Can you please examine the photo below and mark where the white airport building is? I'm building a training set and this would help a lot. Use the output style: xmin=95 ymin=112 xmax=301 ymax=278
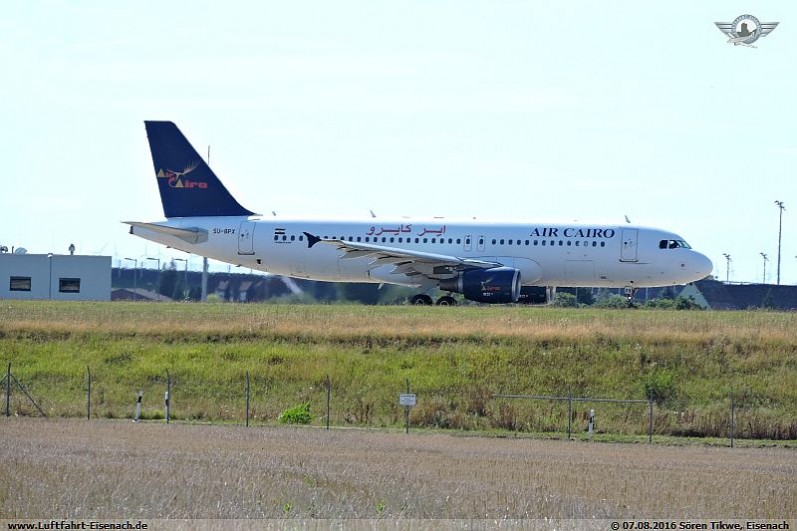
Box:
xmin=0 ymin=252 xmax=111 ymax=301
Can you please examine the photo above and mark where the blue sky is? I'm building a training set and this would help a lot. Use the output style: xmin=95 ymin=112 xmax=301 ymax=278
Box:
xmin=2 ymin=1 xmax=795 ymax=284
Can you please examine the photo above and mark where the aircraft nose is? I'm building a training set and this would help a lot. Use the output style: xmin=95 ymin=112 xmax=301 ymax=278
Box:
xmin=691 ymin=252 xmax=713 ymax=280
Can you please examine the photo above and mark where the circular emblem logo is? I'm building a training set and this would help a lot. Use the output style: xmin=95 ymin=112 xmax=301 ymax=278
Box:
xmin=732 ymin=14 xmax=762 ymax=45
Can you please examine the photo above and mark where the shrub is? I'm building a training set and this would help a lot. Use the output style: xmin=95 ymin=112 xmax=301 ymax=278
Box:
xmin=594 ymin=295 xmax=629 ymax=309
xmin=642 ymin=370 xmax=677 ymax=405
xmin=551 ymin=292 xmax=577 ymax=308
xmin=278 ymin=402 xmax=311 ymax=424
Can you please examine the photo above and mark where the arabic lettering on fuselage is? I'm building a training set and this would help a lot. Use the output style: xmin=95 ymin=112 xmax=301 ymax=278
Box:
xmin=366 ymin=225 xmax=447 ymax=237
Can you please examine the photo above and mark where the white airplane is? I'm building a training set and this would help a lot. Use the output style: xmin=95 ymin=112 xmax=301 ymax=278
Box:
xmin=126 ymin=121 xmax=713 ymax=305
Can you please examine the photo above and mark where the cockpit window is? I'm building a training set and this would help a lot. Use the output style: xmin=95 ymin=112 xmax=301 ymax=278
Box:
xmin=659 ymin=239 xmax=692 ymax=250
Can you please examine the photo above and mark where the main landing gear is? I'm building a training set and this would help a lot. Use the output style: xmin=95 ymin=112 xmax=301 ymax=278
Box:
xmin=410 ymin=294 xmax=458 ymax=306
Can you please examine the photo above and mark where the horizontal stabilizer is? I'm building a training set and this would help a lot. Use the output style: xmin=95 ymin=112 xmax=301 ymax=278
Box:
xmin=124 ymin=222 xmax=208 ymax=244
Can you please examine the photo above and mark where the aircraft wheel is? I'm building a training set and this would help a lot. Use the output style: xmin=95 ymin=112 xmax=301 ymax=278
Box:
xmin=436 ymin=296 xmax=457 ymax=306
xmin=410 ymin=294 xmax=433 ymax=305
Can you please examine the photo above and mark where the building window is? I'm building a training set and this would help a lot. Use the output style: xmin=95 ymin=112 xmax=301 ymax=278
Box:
xmin=59 ymin=278 xmax=81 ymax=293
xmin=10 ymin=276 xmax=31 ymax=292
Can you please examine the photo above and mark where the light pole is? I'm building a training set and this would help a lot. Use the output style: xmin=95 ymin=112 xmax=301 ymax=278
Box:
xmin=760 ymin=253 xmax=768 ymax=284
xmin=124 ymin=258 xmax=138 ymax=301
xmin=173 ymin=257 xmax=189 ymax=300
xmin=146 ymin=257 xmax=161 ymax=301
xmin=722 ymin=253 xmax=731 ymax=283
xmin=774 ymin=201 xmax=785 ymax=285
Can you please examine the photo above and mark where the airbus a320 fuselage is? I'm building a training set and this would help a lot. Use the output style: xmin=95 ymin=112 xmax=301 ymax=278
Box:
xmin=126 ymin=121 xmax=713 ymax=305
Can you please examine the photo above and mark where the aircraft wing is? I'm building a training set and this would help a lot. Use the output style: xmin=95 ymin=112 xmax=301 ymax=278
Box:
xmin=304 ymin=232 xmax=500 ymax=279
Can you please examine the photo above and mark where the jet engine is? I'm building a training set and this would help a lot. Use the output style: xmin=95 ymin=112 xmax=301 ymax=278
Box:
xmin=439 ymin=267 xmax=521 ymax=303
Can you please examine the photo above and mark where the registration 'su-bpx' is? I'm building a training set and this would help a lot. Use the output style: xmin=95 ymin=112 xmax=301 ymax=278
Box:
xmin=126 ymin=121 xmax=713 ymax=305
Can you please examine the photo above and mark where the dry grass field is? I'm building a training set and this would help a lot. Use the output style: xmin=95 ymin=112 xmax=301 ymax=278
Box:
xmin=2 ymin=302 xmax=796 ymax=441
xmin=1 ymin=418 xmax=795 ymax=521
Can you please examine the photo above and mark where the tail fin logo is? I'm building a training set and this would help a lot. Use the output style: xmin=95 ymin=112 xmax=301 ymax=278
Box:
xmin=156 ymin=161 xmax=208 ymax=189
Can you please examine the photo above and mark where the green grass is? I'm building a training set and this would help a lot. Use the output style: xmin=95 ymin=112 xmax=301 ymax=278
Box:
xmin=1 ymin=301 xmax=795 ymax=441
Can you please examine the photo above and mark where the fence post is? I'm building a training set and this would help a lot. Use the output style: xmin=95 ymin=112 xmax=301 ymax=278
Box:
xmin=245 ymin=371 xmax=250 ymax=428
xmin=134 ymin=391 xmax=142 ymax=422
xmin=405 ymin=379 xmax=411 ymax=435
xmin=729 ymin=386 xmax=734 ymax=449
xmin=567 ymin=394 xmax=572 ymax=440
xmin=87 ymin=366 xmax=91 ymax=420
xmin=648 ymin=396 xmax=653 ymax=444
xmin=165 ymin=371 xmax=171 ymax=424
xmin=325 ymin=374 xmax=330 ymax=431
xmin=5 ymin=363 xmax=10 ymax=417
xmin=588 ymin=409 xmax=595 ymax=437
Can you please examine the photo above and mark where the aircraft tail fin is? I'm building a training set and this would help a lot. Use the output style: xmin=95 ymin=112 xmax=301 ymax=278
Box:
xmin=144 ymin=121 xmax=256 ymax=218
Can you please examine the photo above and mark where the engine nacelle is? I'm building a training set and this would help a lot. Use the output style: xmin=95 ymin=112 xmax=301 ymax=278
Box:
xmin=439 ymin=267 xmax=521 ymax=304
xmin=517 ymin=286 xmax=557 ymax=305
